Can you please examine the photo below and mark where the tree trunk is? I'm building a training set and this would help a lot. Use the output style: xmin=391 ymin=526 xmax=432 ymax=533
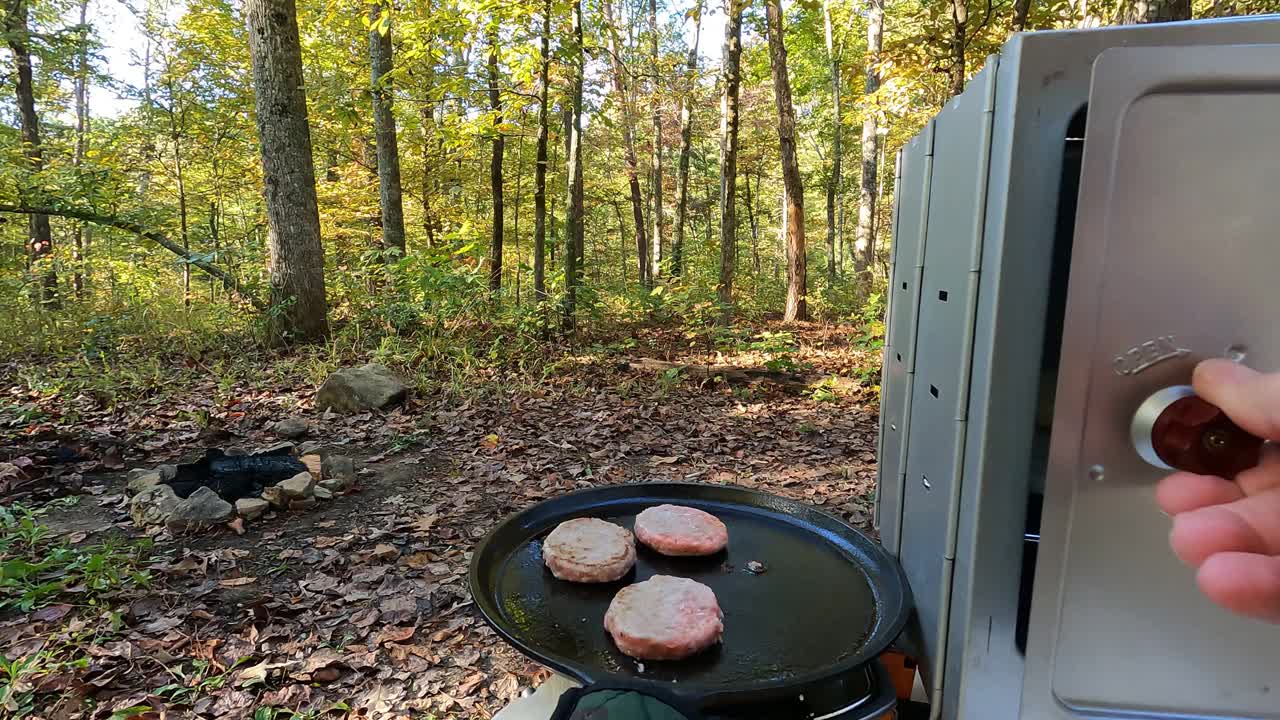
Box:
xmin=370 ymin=1 xmax=406 ymax=260
xmin=764 ymin=0 xmax=806 ymax=321
xmin=73 ymin=0 xmax=90 ymax=300
xmin=822 ymin=0 xmax=840 ymax=289
xmin=745 ymin=168 xmax=760 ymax=274
xmin=602 ymin=0 xmax=649 ymax=288
xmin=949 ymin=0 xmax=967 ymax=97
xmin=165 ymin=79 xmax=192 ymax=308
xmin=419 ymin=104 xmax=437 ymax=246
xmin=209 ymin=201 xmax=219 ymax=301
xmin=7 ymin=0 xmax=57 ymax=306
xmin=672 ymin=0 xmax=701 ymax=279
xmin=1013 ymin=0 xmax=1033 ymax=30
xmin=533 ymin=0 xmax=551 ymax=302
xmin=512 ymin=122 xmax=526 ymax=305
xmin=649 ymin=0 xmax=664 ymax=280
xmin=488 ymin=31 xmax=505 ymax=294
xmin=563 ymin=0 xmax=585 ymax=330
xmin=245 ymin=0 xmax=329 ymax=341
xmin=717 ymin=0 xmax=744 ymax=314
xmin=856 ymin=0 xmax=883 ymax=275
xmin=1121 ymin=0 xmax=1191 ymax=22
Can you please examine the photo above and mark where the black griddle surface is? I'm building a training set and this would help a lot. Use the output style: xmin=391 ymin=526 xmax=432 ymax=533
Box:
xmin=470 ymin=483 xmax=911 ymax=707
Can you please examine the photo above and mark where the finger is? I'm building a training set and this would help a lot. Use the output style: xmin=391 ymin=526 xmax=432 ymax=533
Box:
xmin=1156 ymin=472 xmax=1244 ymax=515
xmin=1232 ymin=442 xmax=1280 ymax=496
xmin=1196 ymin=552 xmax=1280 ymax=624
xmin=1193 ymin=359 xmax=1280 ymax=441
xmin=1170 ymin=504 xmax=1269 ymax=567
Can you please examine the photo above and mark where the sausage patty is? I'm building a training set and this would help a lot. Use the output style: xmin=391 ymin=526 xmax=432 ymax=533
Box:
xmin=604 ymin=575 xmax=724 ymax=660
xmin=542 ymin=518 xmax=636 ymax=583
xmin=634 ymin=504 xmax=729 ymax=556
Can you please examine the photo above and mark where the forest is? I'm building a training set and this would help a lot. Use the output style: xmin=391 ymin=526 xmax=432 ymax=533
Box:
xmin=1 ymin=0 xmax=1278 ymax=717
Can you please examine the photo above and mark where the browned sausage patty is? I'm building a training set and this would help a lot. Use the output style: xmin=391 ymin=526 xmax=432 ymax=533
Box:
xmin=542 ymin=518 xmax=636 ymax=583
xmin=634 ymin=504 xmax=729 ymax=556
xmin=604 ymin=575 xmax=724 ymax=660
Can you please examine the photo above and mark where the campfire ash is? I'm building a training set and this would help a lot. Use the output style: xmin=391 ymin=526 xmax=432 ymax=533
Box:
xmin=168 ymin=447 xmax=305 ymax=502
xmin=126 ymin=443 xmax=357 ymax=533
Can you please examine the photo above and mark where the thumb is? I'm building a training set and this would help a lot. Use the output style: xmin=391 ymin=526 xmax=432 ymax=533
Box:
xmin=1193 ymin=359 xmax=1280 ymax=441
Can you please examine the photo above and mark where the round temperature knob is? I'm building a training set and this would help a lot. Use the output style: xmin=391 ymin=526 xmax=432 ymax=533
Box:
xmin=1131 ymin=386 xmax=1263 ymax=478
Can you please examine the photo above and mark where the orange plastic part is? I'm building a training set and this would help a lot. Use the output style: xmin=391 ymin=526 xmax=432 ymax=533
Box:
xmin=880 ymin=649 xmax=918 ymax=701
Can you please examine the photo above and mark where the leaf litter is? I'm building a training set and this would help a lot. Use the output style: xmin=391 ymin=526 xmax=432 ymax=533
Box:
xmin=1 ymin=324 xmax=880 ymax=719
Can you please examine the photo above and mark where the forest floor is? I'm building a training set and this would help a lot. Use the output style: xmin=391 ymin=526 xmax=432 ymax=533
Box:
xmin=0 ymin=321 xmax=882 ymax=720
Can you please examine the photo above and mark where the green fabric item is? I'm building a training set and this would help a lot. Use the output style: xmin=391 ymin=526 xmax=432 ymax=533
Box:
xmin=565 ymin=690 xmax=691 ymax=720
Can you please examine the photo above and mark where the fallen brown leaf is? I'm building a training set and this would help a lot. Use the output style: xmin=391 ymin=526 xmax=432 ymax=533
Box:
xmin=219 ymin=576 xmax=257 ymax=588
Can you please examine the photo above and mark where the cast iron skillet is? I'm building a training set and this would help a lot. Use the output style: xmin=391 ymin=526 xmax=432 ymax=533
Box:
xmin=469 ymin=483 xmax=912 ymax=710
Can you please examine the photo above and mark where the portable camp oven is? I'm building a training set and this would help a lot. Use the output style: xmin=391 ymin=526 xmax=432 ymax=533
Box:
xmin=876 ymin=14 xmax=1280 ymax=720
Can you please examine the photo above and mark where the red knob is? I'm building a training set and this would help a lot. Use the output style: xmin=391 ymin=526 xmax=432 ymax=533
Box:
xmin=1132 ymin=386 xmax=1263 ymax=479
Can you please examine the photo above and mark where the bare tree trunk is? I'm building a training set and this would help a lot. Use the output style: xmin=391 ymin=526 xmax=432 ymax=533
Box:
xmin=1120 ymin=0 xmax=1191 ymax=22
xmin=488 ymin=31 xmax=505 ymax=294
xmin=513 ymin=122 xmax=526 ymax=305
xmin=1013 ymin=0 xmax=1033 ymax=30
xmin=602 ymin=0 xmax=649 ymax=288
xmin=245 ymin=0 xmax=329 ymax=341
xmin=949 ymin=0 xmax=967 ymax=97
xmin=672 ymin=0 xmax=701 ymax=279
xmin=209 ymin=201 xmax=219 ymax=301
xmin=73 ymin=0 xmax=90 ymax=300
xmin=717 ymin=0 xmax=744 ymax=314
xmin=856 ymin=0 xmax=883 ymax=275
xmin=822 ymin=0 xmax=840 ymax=289
xmin=7 ymin=0 xmax=57 ymax=306
xmin=649 ymin=0 xmax=664 ymax=280
xmin=764 ymin=0 xmax=806 ymax=321
xmin=563 ymin=0 xmax=585 ymax=330
xmin=533 ymin=0 xmax=551 ymax=302
xmin=744 ymin=168 xmax=760 ymax=274
xmin=168 ymin=90 xmax=191 ymax=308
xmin=420 ymin=104 xmax=437 ymax=246
xmin=370 ymin=1 xmax=406 ymax=259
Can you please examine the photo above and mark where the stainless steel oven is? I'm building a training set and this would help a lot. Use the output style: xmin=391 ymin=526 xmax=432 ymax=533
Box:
xmin=876 ymin=16 xmax=1280 ymax=720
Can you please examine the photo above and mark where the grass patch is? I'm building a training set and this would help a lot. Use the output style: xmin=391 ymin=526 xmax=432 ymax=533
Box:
xmin=0 ymin=504 xmax=153 ymax=612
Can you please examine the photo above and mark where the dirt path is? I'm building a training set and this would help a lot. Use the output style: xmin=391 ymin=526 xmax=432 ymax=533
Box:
xmin=1 ymin=324 xmax=881 ymax=719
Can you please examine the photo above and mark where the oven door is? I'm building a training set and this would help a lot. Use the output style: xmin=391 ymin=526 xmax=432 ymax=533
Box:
xmin=1021 ymin=43 xmax=1280 ymax=720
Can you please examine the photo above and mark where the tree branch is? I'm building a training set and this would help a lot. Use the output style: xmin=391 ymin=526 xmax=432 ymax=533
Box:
xmin=0 ymin=203 xmax=265 ymax=310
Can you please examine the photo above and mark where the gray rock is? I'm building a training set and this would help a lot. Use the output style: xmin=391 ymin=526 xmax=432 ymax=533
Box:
xmin=313 ymin=486 xmax=334 ymax=501
xmin=126 ymin=464 xmax=178 ymax=495
xmin=321 ymin=456 xmax=356 ymax=489
xmin=315 ymin=364 xmax=409 ymax=413
xmin=129 ymin=484 xmax=181 ymax=526
xmin=277 ymin=472 xmax=315 ymax=499
xmin=254 ymin=441 xmax=296 ymax=456
xmin=126 ymin=470 xmax=163 ymax=495
xmin=224 ymin=446 xmax=249 ymax=457
xmin=235 ymin=497 xmax=269 ymax=521
xmin=296 ymin=441 xmax=326 ymax=456
xmin=288 ymin=497 xmax=318 ymax=512
xmin=272 ymin=417 xmax=310 ymax=439
xmin=319 ymin=478 xmax=346 ymax=493
xmin=165 ymin=487 xmax=234 ymax=533
xmin=261 ymin=485 xmax=289 ymax=509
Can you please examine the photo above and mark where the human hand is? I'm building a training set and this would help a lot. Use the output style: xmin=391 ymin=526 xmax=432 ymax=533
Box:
xmin=1155 ymin=359 xmax=1280 ymax=623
